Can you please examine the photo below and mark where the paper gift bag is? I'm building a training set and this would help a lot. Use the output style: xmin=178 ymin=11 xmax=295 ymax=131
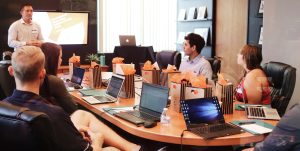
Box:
xmin=68 ymin=62 xmax=80 ymax=77
xmin=216 ymin=82 xmax=234 ymax=114
xmin=121 ymin=74 xmax=135 ymax=98
xmin=161 ymin=71 xmax=181 ymax=87
xmin=169 ymin=81 xmax=189 ymax=112
xmin=89 ymin=66 xmax=102 ymax=89
xmin=112 ymin=63 xmax=117 ymax=74
xmin=141 ymin=70 xmax=160 ymax=85
xmin=185 ymin=86 xmax=213 ymax=100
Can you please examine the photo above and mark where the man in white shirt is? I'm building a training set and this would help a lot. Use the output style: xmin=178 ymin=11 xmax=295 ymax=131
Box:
xmin=8 ymin=3 xmax=43 ymax=49
xmin=179 ymin=33 xmax=212 ymax=79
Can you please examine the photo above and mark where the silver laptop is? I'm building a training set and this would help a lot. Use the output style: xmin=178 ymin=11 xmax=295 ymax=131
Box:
xmin=81 ymin=74 xmax=125 ymax=104
xmin=119 ymin=35 xmax=136 ymax=46
xmin=246 ymin=106 xmax=281 ymax=120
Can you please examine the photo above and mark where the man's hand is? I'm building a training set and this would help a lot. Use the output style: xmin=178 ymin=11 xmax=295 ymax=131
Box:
xmin=26 ymin=40 xmax=43 ymax=47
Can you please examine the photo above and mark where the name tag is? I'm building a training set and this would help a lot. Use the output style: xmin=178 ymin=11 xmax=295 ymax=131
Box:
xmin=32 ymin=29 xmax=38 ymax=34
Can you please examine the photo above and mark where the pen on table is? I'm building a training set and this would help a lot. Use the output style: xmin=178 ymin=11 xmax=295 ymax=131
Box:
xmin=238 ymin=121 xmax=256 ymax=125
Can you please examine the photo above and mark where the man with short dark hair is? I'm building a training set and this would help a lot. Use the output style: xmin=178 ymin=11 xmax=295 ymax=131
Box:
xmin=3 ymin=46 xmax=102 ymax=151
xmin=8 ymin=3 xmax=43 ymax=49
xmin=179 ymin=33 xmax=212 ymax=79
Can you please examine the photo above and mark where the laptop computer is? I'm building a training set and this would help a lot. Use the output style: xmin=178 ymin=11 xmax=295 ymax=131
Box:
xmin=181 ymin=97 xmax=244 ymax=139
xmin=64 ymin=67 xmax=85 ymax=88
xmin=81 ymin=74 xmax=125 ymax=104
xmin=119 ymin=35 xmax=136 ymax=46
xmin=114 ymin=82 xmax=169 ymax=124
xmin=246 ymin=106 xmax=281 ymax=120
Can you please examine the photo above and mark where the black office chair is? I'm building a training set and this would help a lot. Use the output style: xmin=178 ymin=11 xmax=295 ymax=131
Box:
xmin=206 ymin=57 xmax=221 ymax=82
xmin=0 ymin=101 xmax=57 ymax=151
xmin=0 ymin=62 xmax=15 ymax=100
xmin=262 ymin=61 xmax=296 ymax=116
xmin=156 ymin=50 xmax=181 ymax=69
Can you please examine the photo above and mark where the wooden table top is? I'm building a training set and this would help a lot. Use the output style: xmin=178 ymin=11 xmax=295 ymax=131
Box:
xmin=70 ymin=90 xmax=278 ymax=146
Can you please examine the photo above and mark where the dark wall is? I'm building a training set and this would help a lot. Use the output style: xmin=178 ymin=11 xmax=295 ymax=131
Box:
xmin=0 ymin=0 xmax=97 ymax=65
xmin=247 ymin=0 xmax=263 ymax=47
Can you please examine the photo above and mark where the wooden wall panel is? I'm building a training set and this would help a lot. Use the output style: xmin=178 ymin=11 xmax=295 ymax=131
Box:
xmin=215 ymin=0 xmax=248 ymax=85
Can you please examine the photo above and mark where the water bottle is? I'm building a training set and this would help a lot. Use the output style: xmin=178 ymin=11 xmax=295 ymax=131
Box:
xmin=160 ymin=108 xmax=170 ymax=124
xmin=100 ymin=55 xmax=105 ymax=66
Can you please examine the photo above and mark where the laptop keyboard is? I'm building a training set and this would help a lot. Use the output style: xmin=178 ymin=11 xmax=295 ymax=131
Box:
xmin=192 ymin=123 xmax=234 ymax=134
xmin=247 ymin=107 xmax=266 ymax=118
xmin=190 ymin=123 xmax=243 ymax=139
xmin=127 ymin=111 xmax=159 ymax=121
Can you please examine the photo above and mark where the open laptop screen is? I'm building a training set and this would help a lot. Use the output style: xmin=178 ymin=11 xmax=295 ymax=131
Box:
xmin=181 ymin=97 xmax=224 ymax=125
xmin=119 ymin=35 xmax=136 ymax=46
xmin=71 ymin=67 xmax=85 ymax=85
xmin=106 ymin=75 xmax=124 ymax=98
xmin=140 ymin=83 xmax=169 ymax=113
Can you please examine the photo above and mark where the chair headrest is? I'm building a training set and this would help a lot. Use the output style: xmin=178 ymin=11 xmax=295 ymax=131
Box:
xmin=0 ymin=101 xmax=47 ymax=122
xmin=263 ymin=61 xmax=296 ymax=89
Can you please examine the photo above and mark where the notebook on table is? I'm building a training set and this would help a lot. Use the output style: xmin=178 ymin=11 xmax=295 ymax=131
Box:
xmin=64 ymin=67 xmax=85 ymax=89
xmin=114 ymin=82 xmax=169 ymax=124
xmin=119 ymin=35 xmax=136 ymax=46
xmin=81 ymin=74 xmax=124 ymax=104
xmin=180 ymin=97 xmax=244 ymax=139
xmin=245 ymin=106 xmax=281 ymax=120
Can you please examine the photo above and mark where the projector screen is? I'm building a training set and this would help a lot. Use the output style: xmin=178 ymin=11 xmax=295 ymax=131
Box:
xmin=32 ymin=12 xmax=88 ymax=44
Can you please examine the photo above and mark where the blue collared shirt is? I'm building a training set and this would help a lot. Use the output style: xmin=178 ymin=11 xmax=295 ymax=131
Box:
xmin=179 ymin=54 xmax=212 ymax=79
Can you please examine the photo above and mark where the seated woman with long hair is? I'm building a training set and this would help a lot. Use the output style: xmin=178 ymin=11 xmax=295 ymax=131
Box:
xmin=40 ymin=42 xmax=140 ymax=151
xmin=234 ymin=44 xmax=271 ymax=105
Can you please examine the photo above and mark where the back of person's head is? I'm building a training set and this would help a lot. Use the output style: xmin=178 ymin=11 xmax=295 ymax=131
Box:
xmin=20 ymin=3 xmax=33 ymax=11
xmin=12 ymin=46 xmax=45 ymax=82
xmin=41 ymin=42 xmax=62 ymax=76
xmin=185 ymin=33 xmax=205 ymax=54
xmin=240 ymin=44 xmax=262 ymax=70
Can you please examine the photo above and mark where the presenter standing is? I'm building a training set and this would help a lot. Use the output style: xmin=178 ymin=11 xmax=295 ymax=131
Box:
xmin=8 ymin=3 xmax=43 ymax=49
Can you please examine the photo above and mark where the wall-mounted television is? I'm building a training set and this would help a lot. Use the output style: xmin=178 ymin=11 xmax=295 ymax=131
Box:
xmin=32 ymin=11 xmax=89 ymax=45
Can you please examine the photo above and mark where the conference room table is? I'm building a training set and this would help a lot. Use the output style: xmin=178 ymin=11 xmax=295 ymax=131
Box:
xmin=69 ymin=78 xmax=278 ymax=146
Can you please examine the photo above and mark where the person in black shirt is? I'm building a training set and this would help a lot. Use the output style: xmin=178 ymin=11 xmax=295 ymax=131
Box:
xmin=3 ymin=46 xmax=101 ymax=151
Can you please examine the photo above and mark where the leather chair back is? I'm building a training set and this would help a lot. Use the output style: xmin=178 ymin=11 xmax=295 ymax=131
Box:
xmin=0 ymin=62 xmax=15 ymax=99
xmin=0 ymin=101 xmax=57 ymax=151
xmin=262 ymin=61 xmax=296 ymax=116
xmin=206 ymin=57 xmax=221 ymax=81
xmin=156 ymin=50 xmax=181 ymax=69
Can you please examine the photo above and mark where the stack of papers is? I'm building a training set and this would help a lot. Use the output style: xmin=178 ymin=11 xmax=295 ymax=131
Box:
xmin=231 ymin=120 xmax=274 ymax=134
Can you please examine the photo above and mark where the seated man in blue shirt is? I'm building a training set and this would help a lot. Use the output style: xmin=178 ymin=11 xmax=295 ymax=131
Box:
xmin=244 ymin=104 xmax=300 ymax=151
xmin=3 ymin=46 xmax=102 ymax=150
xmin=179 ymin=33 xmax=212 ymax=79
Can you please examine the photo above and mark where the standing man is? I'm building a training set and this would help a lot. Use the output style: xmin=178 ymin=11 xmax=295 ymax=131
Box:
xmin=8 ymin=3 xmax=43 ymax=49
xmin=179 ymin=33 xmax=212 ymax=79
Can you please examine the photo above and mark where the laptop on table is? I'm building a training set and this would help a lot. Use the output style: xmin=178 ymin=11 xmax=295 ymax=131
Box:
xmin=81 ymin=74 xmax=125 ymax=104
xmin=119 ymin=35 xmax=136 ymax=46
xmin=114 ymin=82 xmax=169 ymax=124
xmin=181 ymin=97 xmax=244 ymax=139
xmin=64 ymin=67 xmax=85 ymax=89
xmin=245 ymin=106 xmax=281 ymax=120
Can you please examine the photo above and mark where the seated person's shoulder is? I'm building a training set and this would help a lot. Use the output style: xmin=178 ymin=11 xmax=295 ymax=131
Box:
xmin=278 ymin=104 xmax=300 ymax=129
xmin=245 ymin=69 xmax=268 ymax=82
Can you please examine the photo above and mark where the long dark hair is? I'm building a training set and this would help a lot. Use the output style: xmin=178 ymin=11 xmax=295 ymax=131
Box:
xmin=41 ymin=42 xmax=61 ymax=76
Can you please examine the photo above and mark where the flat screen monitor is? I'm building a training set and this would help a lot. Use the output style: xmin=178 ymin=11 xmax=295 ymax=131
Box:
xmin=32 ymin=11 xmax=89 ymax=45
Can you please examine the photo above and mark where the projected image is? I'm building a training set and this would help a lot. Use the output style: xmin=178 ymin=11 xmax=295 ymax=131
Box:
xmin=33 ymin=12 xmax=88 ymax=44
